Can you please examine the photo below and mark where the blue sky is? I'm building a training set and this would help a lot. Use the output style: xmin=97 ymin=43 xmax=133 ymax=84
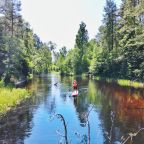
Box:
xmin=21 ymin=0 xmax=122 ymax=49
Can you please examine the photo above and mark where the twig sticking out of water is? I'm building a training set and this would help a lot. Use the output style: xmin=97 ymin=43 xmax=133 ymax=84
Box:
xmin=105 ymin=111 xmax=115 ymax=143
xmin=56 ymin=114 xmax=69 ymax=144
xmin=84 ymin=105 xmax=94 ymax=144
xmin=49 ymin=113 xmax=69 ymax=144
xmin=105 ymin=111 xmax=144 ymax=144
xmin=121 ymin=128 xmax=144 ymax=144
xmin=57 ymin=114 xmax=68 ymax=144
xmin=75 ymin=105 xmax=94 ymax=144
xmin=54 ymin=82 xmax=58 ymax=86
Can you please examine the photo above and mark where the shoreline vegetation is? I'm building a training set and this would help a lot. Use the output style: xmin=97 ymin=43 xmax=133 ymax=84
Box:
xmin=82 ymin=73 xmax=144 ymax=89
xmin=50 ymin=71 xmax=144 ymax=89
xmin=53 ymin=1 xmax=144 ymax=84
xmin=59 ymin=72 xmax=144 ymax=89
xmin=95 ymin=77 xmax=144 ymax=89
xmin=0 ymin=72 xmax=143 ymax=117
xmin=0 ymin=82 xmax=30 ymax=115
xmin=0 ymin=0 xmax=143 ymax=106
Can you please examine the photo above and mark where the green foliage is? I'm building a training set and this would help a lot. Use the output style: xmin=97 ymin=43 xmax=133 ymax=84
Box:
xmin=0 ymin=0 xmax=52 ymax=82
xmin=53 ymin=46 xmax=72 ymax=75
xmin=75 ymin=22 xmax=89 ymax=56
xmin=103 ymin=0 xmax=117 ymax=51
xmin=53 ymin=0 xmax=144 ymax=82
xmin=117 ymin=79 xmax=144 ymax=88
xmin=117 ymin=0 xmax=144 ymax=81
xmin=72 ymin=48 xmax=82 ymax=74
xmin=0 ymin=87 xmax=30 ymax=114
xmin=0 ymin=80 xmax=4 ymax=87
xmin=89 ymin=0 xmax=144 ymax=81
xmin=74 ymin=21 xmax=89 ymax=74
xmin=3 ymin=0 xmax=140 ymax=83
xmin=81 ymin=55 xmax=89 ymax=73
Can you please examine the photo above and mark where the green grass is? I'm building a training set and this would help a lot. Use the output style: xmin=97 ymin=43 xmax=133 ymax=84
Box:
xmin=94 ymin=77 xmax=144 ymax=88
xmin=117 ymin=79 xmax=144 ymax=88
xmin=0 ymin=87 xmax=30 ymax=115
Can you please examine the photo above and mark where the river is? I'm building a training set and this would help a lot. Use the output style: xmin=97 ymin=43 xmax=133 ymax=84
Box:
xmin=0 ymin=74 xmax=144 ymax=144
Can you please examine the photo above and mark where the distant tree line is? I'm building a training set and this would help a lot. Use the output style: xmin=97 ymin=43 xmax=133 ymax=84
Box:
xmin=0 ymin=0 xmax=143 ymax=82
xmin=55 ymin=0 xmax=144 ymax=81
xmin=0 ymin=0 xmax=52 ymax=83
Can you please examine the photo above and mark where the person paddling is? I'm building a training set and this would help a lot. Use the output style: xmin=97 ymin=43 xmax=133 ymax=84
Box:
xmin=73 ymin=80 xmax=78 ymax=90
xmin=72 ymin=80 xmax=78 ymax=96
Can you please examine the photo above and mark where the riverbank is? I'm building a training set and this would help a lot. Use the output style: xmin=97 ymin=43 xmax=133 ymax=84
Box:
xmin=94 ymin=76 xmax=144 ymax=89
xmin=0 ymin=87 xmax=30 ymax=115
xmin=80 ymin=73 xmax=144 ymax=89
xmin=53 ymin=71 xmax=144 ymax=89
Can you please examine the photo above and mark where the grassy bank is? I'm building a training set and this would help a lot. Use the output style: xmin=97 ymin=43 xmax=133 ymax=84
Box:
xmin=117 ymin=79 xmax=144 ymax=88
xmin=94 ymin=76 xmax=144 ymax=88
xmin=0 ymin=87 xmax=30 ymax=115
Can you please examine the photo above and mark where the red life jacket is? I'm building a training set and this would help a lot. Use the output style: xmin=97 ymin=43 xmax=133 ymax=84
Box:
xmin=73 ymin=81 xmax=77 ymax=87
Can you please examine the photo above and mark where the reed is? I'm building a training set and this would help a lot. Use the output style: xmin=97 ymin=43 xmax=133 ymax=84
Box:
xmin=0 ymin=87 xmax=30 ymax=114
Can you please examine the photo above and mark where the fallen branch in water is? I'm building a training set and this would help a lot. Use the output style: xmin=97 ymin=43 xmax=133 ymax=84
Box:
xmin=121 ymin=128 xmax=144 ymax=144
xmin=56 ymin=114 xmax=68 ymax=144
xmin=105 ymin=111 xmax=144 ymax=144
xmin=75 ymin=105 xmax=94 ymax=144
xmin=50 ymin=113 xmax=69 ymax=144
xmin=105 ymin=111 xmax=115 ymax=143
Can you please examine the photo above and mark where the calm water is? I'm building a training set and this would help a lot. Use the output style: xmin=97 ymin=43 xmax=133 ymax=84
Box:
xmin=0 ymin=74 xmax=144 ymax=144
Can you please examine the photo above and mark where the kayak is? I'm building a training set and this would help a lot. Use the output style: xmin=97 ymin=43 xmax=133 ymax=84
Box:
xmin=72 ymin=90 xmax=78 ymax=97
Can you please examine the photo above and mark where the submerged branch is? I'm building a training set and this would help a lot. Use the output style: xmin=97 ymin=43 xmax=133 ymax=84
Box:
xmin=56 ymin=114 xmax=69 ymax=144
xmin=122 ymin=128 xmax=144 ymax=144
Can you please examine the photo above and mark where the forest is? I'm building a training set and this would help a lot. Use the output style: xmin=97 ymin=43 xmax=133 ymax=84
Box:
xmin=0 ymin=0 xmax=52 ymax=84
xmin=54 ymin=0 xmax=144 ymax=82
xmin=0 ymin=0 xmax=144 ymax=84
xmin=0 ymin=0 xmax=144 ymax=143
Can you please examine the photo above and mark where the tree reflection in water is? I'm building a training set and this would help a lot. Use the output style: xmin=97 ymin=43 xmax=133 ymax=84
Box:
xmin=0 ymin=76 xmax=51 ymax=144
xmin=1 ymin=75 xmax=144 ymax=144
xmin=0 ymin=100 xmax=33 ymax=144
xmin=96 ymin=81 xmax=144 ymax=144
xmin=53 ymin=105 xmax=94 ymax=144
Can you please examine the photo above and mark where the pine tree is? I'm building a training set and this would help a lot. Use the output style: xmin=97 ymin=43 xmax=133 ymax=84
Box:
xmin=103 ymin=0 xmax=117 ymax=52
xmin=118 ymin=0 xmax=144 ymax=80
xmin=2 ymin=0 xmax=22 ymax=37
xmin=75 ymin=22 xmax=89 ymax=74
xmin=75 ymin=21 xmax=89 ymax=58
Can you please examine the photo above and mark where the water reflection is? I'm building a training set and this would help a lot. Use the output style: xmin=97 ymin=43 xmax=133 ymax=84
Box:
xmin=96 ymin=81 xmax=144 ymax=144
xmin=0 ymin=74 xmax=144 ymax=144
xmin=0 ymin=101 xmax=33 ymax=144
xmin=0 ymin=75 xmax=51 ymax=144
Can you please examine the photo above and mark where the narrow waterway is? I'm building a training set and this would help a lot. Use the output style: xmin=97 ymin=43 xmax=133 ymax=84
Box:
xmin=0 ymin=74 xmax=144 ymax=144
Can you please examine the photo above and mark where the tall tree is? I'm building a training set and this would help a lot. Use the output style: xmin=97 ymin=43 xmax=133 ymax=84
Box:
xmin=103 ymin=0 xmax=117 ymax=51
xmin=0 ymin=0 xmax=52 ymax=82
xmin=1 ymin=0 xmax=22 ymax=37
xmin=75 ymin=21 xmax=89 ymax=58
xmin=33 ymin=34 xmax=42 ymax=49
xmin=118 ymin=0 xmax=144 ymax=80
xmin=60 ymin=46 xmax=67 ymax=57
xmin=0 ymin=17 xmax=6 ymax=77
xmin=75 ymin=21 xmax=89 ymax=74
